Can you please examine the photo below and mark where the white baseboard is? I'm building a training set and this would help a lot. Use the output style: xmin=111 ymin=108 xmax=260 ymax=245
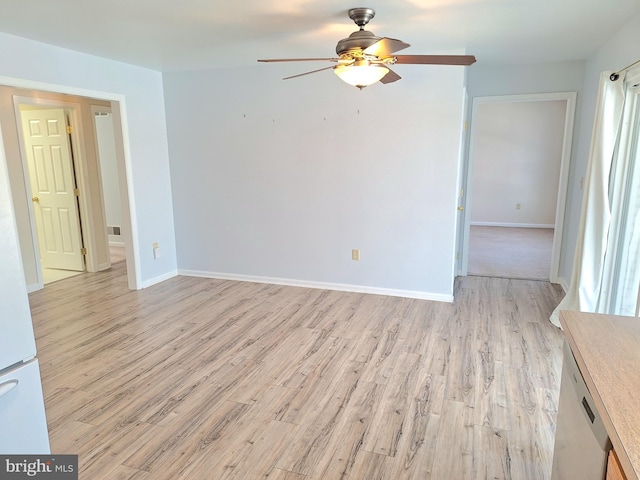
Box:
xmin=178 ymin=269 xmax=454 ymax=303
xmin=27 ymin=283 xmax=41 ymax=293
xmin=141 ymin=269 xmax=178 ymax=289
xmin=470 ymin=222 xmax=555 ymax=229
xmin=98 ymin=262 xmax=112 ymax=272
xmin=556 ymin=276 xmax=569 ymax=293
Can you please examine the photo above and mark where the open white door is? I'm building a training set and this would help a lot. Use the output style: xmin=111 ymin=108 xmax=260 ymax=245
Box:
xmin=454 ymin=88 xmax=471 ymax=277
xmin=20 ymin=107 xmax=84 ymax=272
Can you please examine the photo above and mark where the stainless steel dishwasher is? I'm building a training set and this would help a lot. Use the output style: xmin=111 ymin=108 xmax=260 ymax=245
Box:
xmin=551 ymin=339 xmax=611 ymax=479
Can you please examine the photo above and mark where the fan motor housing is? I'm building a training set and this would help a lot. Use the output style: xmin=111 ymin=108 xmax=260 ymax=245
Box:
xmin=336 ymin=30 xmax=381 ymax=57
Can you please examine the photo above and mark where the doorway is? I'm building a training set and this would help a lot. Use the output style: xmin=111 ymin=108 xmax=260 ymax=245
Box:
xmin=3 ymin=86 xmax=138 ymax=291
xmin=93 ymin=106 xmax=127 ymax=268
xmin=458 ymin=92 xmax=577 ymax=283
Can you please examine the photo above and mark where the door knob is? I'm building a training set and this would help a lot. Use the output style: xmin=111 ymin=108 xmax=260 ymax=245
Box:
xmin=32 ymin=196 xmax=39 ymax=203
xmin=457 ymin=206 xmax=464 ymax=211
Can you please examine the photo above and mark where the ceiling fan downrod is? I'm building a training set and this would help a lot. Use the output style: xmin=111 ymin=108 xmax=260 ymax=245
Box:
xmin=348 ymin=8 xmax=375 ymax=30
xmin=337 ymin=8 xmax=382 ymax=56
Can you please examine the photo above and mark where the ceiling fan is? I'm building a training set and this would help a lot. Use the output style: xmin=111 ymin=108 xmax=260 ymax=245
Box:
xmin=258 ymin=8 xmax=476 ymax=89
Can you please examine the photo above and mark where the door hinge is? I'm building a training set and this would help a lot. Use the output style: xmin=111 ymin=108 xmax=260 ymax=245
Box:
xmin=74 ymin=188 xmax=80 ymax=197
xmin=80 ymin=247 xmax=87 ymax=255
xmin=66 ymin=125 xmax=74 ymax=134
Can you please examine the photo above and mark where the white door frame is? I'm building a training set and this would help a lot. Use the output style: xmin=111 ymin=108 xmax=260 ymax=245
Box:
xmin=458 ymin=92 xmax=577 ymax=283
xmin=1 ymin=75 xmax=140 ymax=290
xmin=454 ymin=87 xmax=471 ymax=280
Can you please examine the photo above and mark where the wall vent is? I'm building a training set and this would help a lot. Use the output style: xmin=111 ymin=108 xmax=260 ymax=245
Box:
xmin=107 ymin=225 xmax=121 ymax=236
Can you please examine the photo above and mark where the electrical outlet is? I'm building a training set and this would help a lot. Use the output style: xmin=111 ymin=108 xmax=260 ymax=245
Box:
xmin=516 ymin=203 xmax=521 ymax=210
xmin=352 ymin=249 xmax=360 ymax=261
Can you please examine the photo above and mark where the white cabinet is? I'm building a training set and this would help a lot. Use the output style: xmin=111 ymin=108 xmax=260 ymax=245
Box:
xmin=0 ymin=359 xmax=50 ymax=453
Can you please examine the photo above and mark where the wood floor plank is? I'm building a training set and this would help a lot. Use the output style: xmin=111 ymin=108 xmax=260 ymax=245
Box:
xmin=274 ymin=360 xmax=366 ymax=475
xmin=506 ymin=404 xmax=553 ymax=480
xmin=142 ymin=385 xmax=293 ymax=479
xmin=73 ymin=419 xmax=163 ymax=479
xmin=47 ymin=419 xmax=95 ymax=454
xmin=271 ymin=353 xmax=358 ymax=426
xmin=29 ymin=263 xmax=565 ymax=479
xmin=140 ymin=359 xmax=253 ymax=428
xmin=384 ymin=373 xmax=446 ymax=479
xmin=474 ymin=359 xmax=509 ymax=430
xmin=473 ymin=425 xmax=513 ymax=480
xmin=122 ymin=399 xmax=252 ymax=473
xmin=358 ymin=329 xmax=405 ymax=385
xmin=431 ymin=400 xmax=475 ymax=479
xmin=106 ymin=464 xmax=150 ymax=480
xmin=305 ymin=380 xmax=386 ymax=479
xmin=361 ymin=351 xmax=423 ymax=457
xmin=204 ymin=419 xmax=299 ymax=479
xmin=346 ymin=450 xmax=393 ymax=480
xmin=266 ymin=469 xmax=308 ymax=480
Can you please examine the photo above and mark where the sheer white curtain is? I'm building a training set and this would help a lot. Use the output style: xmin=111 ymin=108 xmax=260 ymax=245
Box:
xmin=550 ymin=71 xmax=626 ymax=327
xmin=604 ymin=69 xmax=640 ymax=316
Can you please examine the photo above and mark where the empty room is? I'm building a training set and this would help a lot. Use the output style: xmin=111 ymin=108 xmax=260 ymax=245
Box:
xmin=1 ymin=1 xmax=640 ymax=479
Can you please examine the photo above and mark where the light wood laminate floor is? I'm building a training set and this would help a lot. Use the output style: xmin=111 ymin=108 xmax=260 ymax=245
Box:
xmin=29 ymin=263 xmax=565 ymax=479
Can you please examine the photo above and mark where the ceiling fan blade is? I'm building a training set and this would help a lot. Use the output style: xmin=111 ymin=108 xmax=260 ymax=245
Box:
xmin=283 ymin=65 xmax=337 ymax=80
xmin=380 ymin=68 xmax=401 ymax=84
xmin=394 ymin=55 xmax=477 ymax=66
xmin=258 ymin=58 xmax=339 ymax=63
xmin=363 ymin=37 xmax=410 ymax=57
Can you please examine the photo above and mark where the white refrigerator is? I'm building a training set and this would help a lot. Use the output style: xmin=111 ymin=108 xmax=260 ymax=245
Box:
xmin=0 ymin=134 xmax=50 ymax=454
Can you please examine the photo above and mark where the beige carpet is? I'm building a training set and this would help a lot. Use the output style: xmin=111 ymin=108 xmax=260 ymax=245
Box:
xmin=468 ymin=226 xmax=554 ymax=280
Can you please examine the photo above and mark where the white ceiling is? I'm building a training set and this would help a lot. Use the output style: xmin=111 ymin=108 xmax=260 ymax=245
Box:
xmin=0 ymin=0 xmax=638 ymax=72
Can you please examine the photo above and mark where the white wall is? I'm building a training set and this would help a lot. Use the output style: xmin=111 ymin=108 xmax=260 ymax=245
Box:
xmin=0 ymin=32 xmax=177 ymax=288
xmin=471 ymin=100 xmax=566 ymax=226
xmin=164 ymin=63 xmax=466 ymax=300
xmin=467 ymin=61 xmax=586 ymax=98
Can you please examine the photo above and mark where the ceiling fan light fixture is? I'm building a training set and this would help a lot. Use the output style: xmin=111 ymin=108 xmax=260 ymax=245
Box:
xmin=334 ymin=64 xmax=389 ymax=89
xmin=258 ymin=8 xmax=477 ymax=86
